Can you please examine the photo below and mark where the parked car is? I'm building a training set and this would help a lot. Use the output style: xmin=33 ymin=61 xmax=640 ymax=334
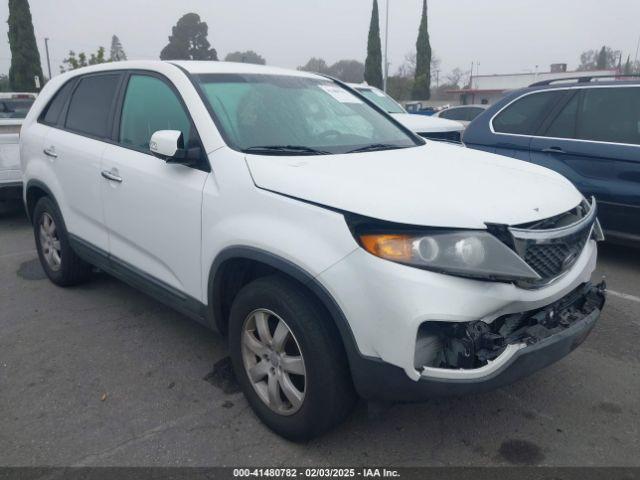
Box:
xmin=21 ymin=61 xmax=605 ymax=440
xmin=0 ymin=93 xmax=36 ymax=205
xmin=348 ymin=84 xmax=465 ymax=143
xmin=464 ymin=76 xmax=640 ymax=243
xmin=433 ymin=104 xmax=488 ymax=127
xmin=405 ymin=102 xmax=438 ymax=116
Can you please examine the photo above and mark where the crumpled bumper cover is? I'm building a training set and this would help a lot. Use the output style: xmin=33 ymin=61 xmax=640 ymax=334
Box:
xmin=350 ymin=282 xmax=606 ymax=402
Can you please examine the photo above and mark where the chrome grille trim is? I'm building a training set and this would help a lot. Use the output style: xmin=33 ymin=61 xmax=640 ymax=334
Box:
xmin=508 ymin=197 xmax=598 ymax=286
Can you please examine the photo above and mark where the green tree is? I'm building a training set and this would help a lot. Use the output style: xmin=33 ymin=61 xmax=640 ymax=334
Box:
xmin=412 ymin=0 xmax=431 ymax=100
xmin=224 ymin=50 xmax=266 ymax=65
xmin=297 ymin=57 xmax=330 ymax=74
xmin=579 ymin=46 xmax=621 ymax=71
xmin=0 ymin=74 xmax=10 ymax=92
xmin=7 ymin=0 xmax=44 ymax=92
xmin=110 ymin=35 xmax=127 ymax=62
xmin=364 ymin=0 xmax=383 ymax=89
xmin=160 ymin=13 xmax=218 ymax=61
xmin=60 ymin=47 xmax=107 ymax=72
xmin=623 ymin=56 xmax=632 ymax=75
xmin=596 ymin=46 xmax=608 ymax=70
xmin=328 ymin=60 xmax=365 ymax=83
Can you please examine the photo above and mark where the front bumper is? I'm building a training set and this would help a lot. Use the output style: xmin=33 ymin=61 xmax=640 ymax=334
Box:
xmin=350 ymin=283 xmax=604 ymax=401
xmin=318 ymin=239 xmax=598 ymax=380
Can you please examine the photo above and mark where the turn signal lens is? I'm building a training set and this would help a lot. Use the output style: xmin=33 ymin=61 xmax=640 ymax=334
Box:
xmin=360 ymin=234 xmax=413 ymax=262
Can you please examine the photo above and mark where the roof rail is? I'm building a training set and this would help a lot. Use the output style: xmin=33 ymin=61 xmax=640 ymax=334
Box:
xmin=530 ymin=74 xmax=640 ymax=87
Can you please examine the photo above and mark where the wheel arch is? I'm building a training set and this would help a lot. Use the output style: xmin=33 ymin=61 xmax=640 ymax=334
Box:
xmin=207 ymin=246 xmax=363 ymax=368
xmin=25 ymin=179 xmax=58 ymax=224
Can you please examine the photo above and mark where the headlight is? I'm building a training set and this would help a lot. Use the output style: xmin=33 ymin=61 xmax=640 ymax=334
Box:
xmin=359 ymin=230 xmax=541 ymax=281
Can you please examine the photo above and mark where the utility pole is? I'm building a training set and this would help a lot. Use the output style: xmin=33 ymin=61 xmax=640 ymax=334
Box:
xmin=383 ymin=0 xmax=390 ymax=92
xmin=44 ymin=38 xmax=52 ymax=80
xmin=635 ymin=34 xmax=640 ymax=70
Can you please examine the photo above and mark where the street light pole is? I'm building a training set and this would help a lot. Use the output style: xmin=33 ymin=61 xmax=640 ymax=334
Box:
xmin=383 ymin=0 xmax=389 ymax=91
xmin=44 ymin=37 xmax=52 ymax=80
xmin=635 ymin=34 xmax=640 ymax=69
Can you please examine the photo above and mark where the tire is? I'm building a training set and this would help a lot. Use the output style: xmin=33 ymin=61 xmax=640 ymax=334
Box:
xmin=228 ymin=275 xmax=357 ymax=441
xmin=32 ymin=196 xmax=91 ymax=286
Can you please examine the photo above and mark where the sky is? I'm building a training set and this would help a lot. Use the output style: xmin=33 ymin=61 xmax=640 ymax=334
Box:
xmin=1 ymin=0 xmax=640 ymax=80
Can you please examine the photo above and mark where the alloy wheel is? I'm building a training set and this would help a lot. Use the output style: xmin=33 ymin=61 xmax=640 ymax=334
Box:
xmin=241 ymin=309 xmax=306 ymax=416
xmin=39 ymin=212 xmax=62 ymax=271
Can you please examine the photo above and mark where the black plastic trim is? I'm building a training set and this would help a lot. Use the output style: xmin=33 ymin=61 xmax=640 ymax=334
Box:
xmin=24 ymin=179 xmax=57 ymax=223
xmin=207 ymin=246 xmax=374 ymax=374
xmin=68 ymin=234 xmax=208 ymax=326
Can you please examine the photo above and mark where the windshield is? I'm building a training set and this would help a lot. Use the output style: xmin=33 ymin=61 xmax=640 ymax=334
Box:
xmin=195 ymin=74 xmax=418 ymax=155
xmin=0 ymin=99 xmax=34 ymax=119
xmin=356 ymin=87 xmax=405 ymax=114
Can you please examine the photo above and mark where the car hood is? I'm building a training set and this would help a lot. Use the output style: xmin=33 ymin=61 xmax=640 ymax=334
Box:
xmin=391 ymin=113 xmax=464 ymax=133
xmin=245 ymin=142 xmax=583 ymax=229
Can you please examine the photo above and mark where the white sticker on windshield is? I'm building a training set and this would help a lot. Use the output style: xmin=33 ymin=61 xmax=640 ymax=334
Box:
xmin=319 ymin=85 xmax=363 ymax=104
xmin=372 ymin=89 xmax=386 ymax=97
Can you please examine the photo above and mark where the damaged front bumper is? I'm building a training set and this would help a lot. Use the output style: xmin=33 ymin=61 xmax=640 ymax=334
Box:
xmin=351 ymin=282 xmax=606 ymax=402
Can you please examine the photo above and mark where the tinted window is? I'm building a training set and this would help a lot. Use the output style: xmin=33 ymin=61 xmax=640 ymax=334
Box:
xmin=493 ymin=91 xmax=563 ymax=135
xmin=440 ymin=108 xmax=467 ymax=121
xmin=0 ymin=99 xmax=34 ymax=119
xmin=42 ymin=81 xmax=75 ymax=125
xmin=577 ymin=87 xmax=640 ymax=145
xmin=544 ymin=92 xmax=580 ymax=139
xmin=356 ymin=88 xmax=405 ymax=114
xmin=119 ymin=75 xmax=192 ymax=150
xmin=65 ymin=74 xmax=121 ymax=138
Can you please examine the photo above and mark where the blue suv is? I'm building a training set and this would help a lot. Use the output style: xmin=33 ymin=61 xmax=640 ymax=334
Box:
xmin=464 ymin=76 xmax=640 ymax=243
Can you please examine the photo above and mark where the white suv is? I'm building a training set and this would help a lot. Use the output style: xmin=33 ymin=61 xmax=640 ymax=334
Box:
xmin=20 ymin=61 xmax=606 ymax=440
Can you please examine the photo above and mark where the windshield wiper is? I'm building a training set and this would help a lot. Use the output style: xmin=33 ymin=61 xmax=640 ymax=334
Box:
xmin=346 ymin=143 xmax=408 ymax=154
xmin=242 ymin=145 xmax=331 ymax=155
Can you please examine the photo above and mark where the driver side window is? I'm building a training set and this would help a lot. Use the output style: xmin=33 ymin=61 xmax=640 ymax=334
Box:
xmin=119 ymin=74 xmax=192 ymax=151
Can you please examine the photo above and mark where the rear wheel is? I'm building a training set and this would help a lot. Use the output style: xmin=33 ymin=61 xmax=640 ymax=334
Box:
xmin=228 ymin=275 xmax=356 ymax=441
xmin=33 ymin=197 xmax=91 ymax=286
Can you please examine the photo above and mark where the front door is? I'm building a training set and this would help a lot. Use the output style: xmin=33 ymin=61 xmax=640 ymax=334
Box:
xmin=101 ymin=73 xmax=209 ymax=301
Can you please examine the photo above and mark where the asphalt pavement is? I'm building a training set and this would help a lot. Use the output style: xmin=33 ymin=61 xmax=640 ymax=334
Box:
xmin=1 ymin=203 xmax=639 ymax=467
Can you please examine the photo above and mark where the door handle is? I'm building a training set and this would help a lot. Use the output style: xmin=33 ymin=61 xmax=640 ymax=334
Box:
xmin=101 ymin=170 xmax=123 ymax=183
xmin=43 ymin=146 xmax=58 ymax=158
xmin=542 ymin=146 xmax=566 ymax=154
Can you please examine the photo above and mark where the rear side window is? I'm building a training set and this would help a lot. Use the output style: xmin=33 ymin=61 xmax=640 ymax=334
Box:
xmin=544 ymin=92 xmax=580 ymax=139
xmin=577 ymin=87 xmax=640 ymax=145
xmin=119 ymin=74 xmax=192 ymax=150
xmin=493 ymin=91 xmax=563 ymax=135
xmin=0 ymin=99 xmax=34 ymax=119
xmin=65 ymin=74 xmax=121 ymax=138
xmin=41 ymin=81 xmax=75 ymax=125
xmin=441 ymin=107 xmax=483 ymax=121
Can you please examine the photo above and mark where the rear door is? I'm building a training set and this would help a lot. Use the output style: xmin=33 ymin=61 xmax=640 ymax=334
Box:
xmin=101 ymin=72 xmax=209 ymax=300
xmin=43 ymin=73 xmax=123 ymax=252
xmin=530 ymin=86 xmax=640 ymax=238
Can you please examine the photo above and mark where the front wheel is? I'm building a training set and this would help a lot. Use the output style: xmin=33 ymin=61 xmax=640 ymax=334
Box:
xmin=228 ymin=275 xmax=356 ymax=441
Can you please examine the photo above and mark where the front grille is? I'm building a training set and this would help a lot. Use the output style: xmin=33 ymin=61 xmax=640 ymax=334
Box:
xmin=523 ymin=230 xmax=590 ymax=279
xmin=507 ymin=198 xmax=598 ymax=286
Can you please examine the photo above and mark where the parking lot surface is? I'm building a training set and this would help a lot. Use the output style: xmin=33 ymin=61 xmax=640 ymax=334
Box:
xmin=1 ymin=204 xmax=639 ymax=467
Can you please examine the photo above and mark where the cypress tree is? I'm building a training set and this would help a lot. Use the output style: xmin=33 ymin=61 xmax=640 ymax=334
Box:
xmin=364 ymin=0 xmax=383 ymax=89
xmin=596 ymin=46 xmax=608 ymax=70
xmin=7 ymin=0 xmax=44 ymax=91
xmin=412 ymin=0 xmax=432 ymax=100
xmin=623 ymin=55 xmax=632 ymax=76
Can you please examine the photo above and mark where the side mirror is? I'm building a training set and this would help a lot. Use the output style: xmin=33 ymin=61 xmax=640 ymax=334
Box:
xmin=149 ymin=130 xmax=201 ymax=166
